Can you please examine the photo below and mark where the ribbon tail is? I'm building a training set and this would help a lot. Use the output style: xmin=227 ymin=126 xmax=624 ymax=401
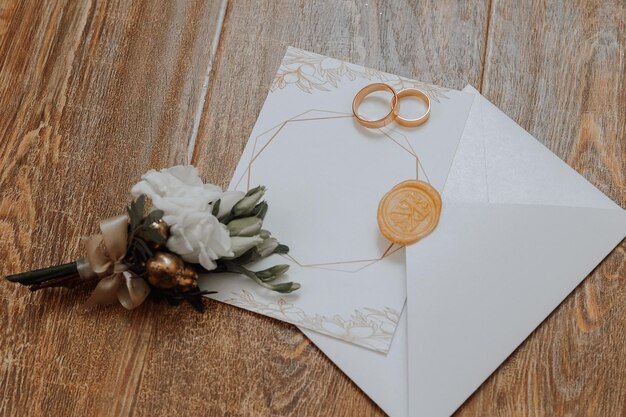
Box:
xmin=84 ymin=234 xmax=112 ymax=275
xmin=85 ymin=274 xmax=123 ymax=308
xmin=117 ymin=271 xmax=150 ymax=310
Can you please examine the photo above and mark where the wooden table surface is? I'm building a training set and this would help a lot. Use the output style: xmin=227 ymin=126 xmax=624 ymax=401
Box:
xmin=1 ymin=1 xmax=624 ymax=416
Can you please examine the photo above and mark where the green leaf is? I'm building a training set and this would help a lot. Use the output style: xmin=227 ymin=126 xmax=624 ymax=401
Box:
xmin=223 ymin=261 xmax=299 ymax=293
xmin=127 ymin=195 xmax=146 ymax=232
xmin=255 ymin=264 xmax=289 ymax=281
xmin=143 ymin=209 xmax=164 ymax=226
xmin=212 ymin=199 xmax=221 ymax=217
xmin=269 ymin=282 xmax=300 ymax=293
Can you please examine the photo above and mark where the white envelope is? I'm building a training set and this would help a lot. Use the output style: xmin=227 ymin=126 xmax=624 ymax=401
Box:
xmin=301 ymin=85 xmax=626 ymax=417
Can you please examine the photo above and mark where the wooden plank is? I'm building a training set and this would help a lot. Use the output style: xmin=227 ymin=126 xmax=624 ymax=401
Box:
xmin=457 ymin=1 xmax=626 ymax=416
xmin=0 ymin=1 xmax=225 ymax=416
xmin=177 ymin=1 xmax=488 ymax=416
xmin=12 ymin=1 xmax=621 ymax=415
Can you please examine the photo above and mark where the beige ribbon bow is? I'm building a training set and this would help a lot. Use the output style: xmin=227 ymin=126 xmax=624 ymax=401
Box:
xmin=80 ymin=215 xmax=150 ymax=309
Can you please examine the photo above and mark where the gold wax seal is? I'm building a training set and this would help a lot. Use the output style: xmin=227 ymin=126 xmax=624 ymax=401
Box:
xmin=377 ymin=180 xmax=442 ymax=245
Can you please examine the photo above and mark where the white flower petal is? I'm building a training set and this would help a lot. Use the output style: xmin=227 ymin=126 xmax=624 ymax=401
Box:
xmin=132 ymin=166 xmax=238 ymax=267
xmin=167 ymin=165 xmax=204 ymax=186
xmin=166 ymin=211 xmax=233 ymax=268
xmin=198 ymin=242 xmax=218 ymax=271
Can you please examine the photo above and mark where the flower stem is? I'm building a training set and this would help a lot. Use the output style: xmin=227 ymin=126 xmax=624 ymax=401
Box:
xmin=5 ymin=261 xmax=79 ymax=286
xmin=222 ymin=261 xmax=299 ymax=293
xmin=29 ymin=272 xmax=83 ymax=292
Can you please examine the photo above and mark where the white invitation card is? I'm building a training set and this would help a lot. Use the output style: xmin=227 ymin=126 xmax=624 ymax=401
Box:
xmin=200 ymin=47 xmax=473 ymax=352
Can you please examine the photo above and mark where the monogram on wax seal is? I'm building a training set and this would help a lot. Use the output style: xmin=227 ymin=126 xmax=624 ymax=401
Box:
xmin=377 ymin=180 xmax=442 ymax=245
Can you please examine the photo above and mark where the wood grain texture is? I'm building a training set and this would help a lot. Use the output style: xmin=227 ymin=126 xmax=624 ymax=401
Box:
xmin=457 ymin=1 xmax=626 ymax=416
xmin=0 ymin=0 xmax=224 ymax=416
xmin=2 ymin=0 xmax=624 ymax=416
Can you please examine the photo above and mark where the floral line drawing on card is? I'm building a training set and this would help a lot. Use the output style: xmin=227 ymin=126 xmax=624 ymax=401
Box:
xmin=225 ymin=289 xmax=400 ymax=353
xmin=272 ymin=47 xmax=450 ymax=101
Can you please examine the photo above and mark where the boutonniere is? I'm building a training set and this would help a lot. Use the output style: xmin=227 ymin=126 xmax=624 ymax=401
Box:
xmin=6 ymin=165 xmax=299 ymax=312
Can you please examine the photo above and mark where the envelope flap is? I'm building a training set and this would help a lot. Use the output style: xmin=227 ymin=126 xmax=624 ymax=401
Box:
xmin=442 ymin=92 xmax=489 ymax=204
xmin=406 ymin=202 xmax=626 ymax=417
xmin=446 ymin=86 xmax=620 ymax=210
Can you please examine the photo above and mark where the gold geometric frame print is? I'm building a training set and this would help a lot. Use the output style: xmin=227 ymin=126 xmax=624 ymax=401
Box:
xmin=233 ymin=109 xmax=436 ymax=273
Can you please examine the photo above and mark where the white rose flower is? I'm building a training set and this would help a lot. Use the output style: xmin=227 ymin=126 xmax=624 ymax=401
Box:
xmin=166 ymin=211 xmax=233 ymax=271
xmin=131 ymin=165 xmax=222 ymax=214
xmin=131 ymin=165 xmax=243 ymax=271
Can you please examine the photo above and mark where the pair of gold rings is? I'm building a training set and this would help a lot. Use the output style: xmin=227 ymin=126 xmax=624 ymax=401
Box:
xmin=352 ymin=83 xmax=431 ymax=129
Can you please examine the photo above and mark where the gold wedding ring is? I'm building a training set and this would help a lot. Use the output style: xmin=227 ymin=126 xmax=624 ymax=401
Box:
xmin=352 ymin=84 xmax=431 ymax=129
xmin=391 ymin=88 xmax=430 ymax=127
xmin=352 ymin=83 xmax=398 ymax=129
